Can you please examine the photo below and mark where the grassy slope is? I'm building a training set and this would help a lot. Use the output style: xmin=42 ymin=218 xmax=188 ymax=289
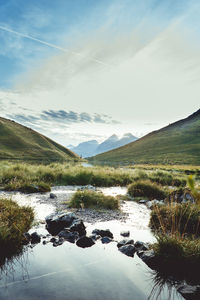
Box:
xmin=89 ymin=109 xmax=200 ymax=165
xmin=0 ymin=117 xmax=79 ymax=161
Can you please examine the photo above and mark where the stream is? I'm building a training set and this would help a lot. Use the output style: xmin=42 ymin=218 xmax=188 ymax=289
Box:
xmin=0 ymin=186 xmax=184 ymax=300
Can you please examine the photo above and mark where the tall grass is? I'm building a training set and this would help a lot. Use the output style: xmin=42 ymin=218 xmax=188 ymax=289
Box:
xmin=0 ymin=161 xmax=192 ymax=193
xmin=150 ymin=188 xmax=200 ymax=275
xmin=0 ymin=199 xmax=34 ymax=255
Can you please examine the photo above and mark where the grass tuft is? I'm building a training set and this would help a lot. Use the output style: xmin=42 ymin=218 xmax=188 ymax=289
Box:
xmin=69 ymin=190 xmax=119 ymax=210
xmin=128 ymin=180 xmax=167 ymax=200
xmin=0 ymin=199 xmax=34 ymax=255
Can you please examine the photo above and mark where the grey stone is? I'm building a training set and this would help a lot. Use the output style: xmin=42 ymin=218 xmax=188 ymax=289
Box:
xmin=101 ymin=237 xmax=113 ymax=244
xmin=120 ymin=231 xmax=130 ymax=237
xmin=118 ymin=244 xmax=136 ymax=257
xmin=58 ymin=229 xmax=79 ymax=243
xmin=117 ymin=239 xmax=134 ymax=248
xmin=45 ymin=212 xmax=77 ymax=235
xmin=76 ymin=236 xmax=95 ymax=248
xmin=30 ymin=232 xmax=41 ymax=244
xmin=70 ymin=220 xmax=86 ymax=236
xmin=50 ymin=193 xmax=57 ymax=199
xmin=92 ymin=229 xmax=113 ymax=239
xmin=177 ymin=284 xmax=200 ymax=300
xmin=134 ymin=241 xmax=149 ymax=251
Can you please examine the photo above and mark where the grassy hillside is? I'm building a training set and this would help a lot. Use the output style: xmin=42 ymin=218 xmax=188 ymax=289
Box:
xmin=0 ymin=117 xmax=79 ymax=162
xmin=89 ymin=109 xmax=200 ymax=165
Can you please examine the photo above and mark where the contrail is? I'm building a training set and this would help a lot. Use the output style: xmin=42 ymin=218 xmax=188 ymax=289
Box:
xmin=0 ymin=25 xmax=108 ymax=66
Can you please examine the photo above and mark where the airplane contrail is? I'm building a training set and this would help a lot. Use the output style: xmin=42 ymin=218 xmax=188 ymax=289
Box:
xmin=0 ymin=25 xmax=108 ymax=66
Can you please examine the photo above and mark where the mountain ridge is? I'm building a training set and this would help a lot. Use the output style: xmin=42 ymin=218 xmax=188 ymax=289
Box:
xmin=88 ymin=109 xmax=200 ymax=165
xmin=69 ymin=133 xmax=138 ymax=157
xmin=0 ymin=116 xmax=79 ymax=162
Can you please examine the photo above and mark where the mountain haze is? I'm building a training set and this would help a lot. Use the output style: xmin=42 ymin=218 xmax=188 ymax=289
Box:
xmin=0 ymin=117 xmax=79 ymax=162
xmin=89 ymin=109 xmax=200 ymax=165
xmin=69 ymin=133 xmax=137 ymax=157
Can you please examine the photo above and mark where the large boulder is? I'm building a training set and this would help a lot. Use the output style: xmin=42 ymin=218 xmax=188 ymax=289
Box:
xmin=118 ymin=244 xmax=136 ymax=257
xmin=45 ymin=212 xmax=77 ymax=235
xmin=92 ymin=229 xmax=113 ymax=239
xmin=70 ymin=220 xmax=86 ymax=237
xmin=76 ymin=236 xmax=95 ymax=248
xmin=58 ymin=229 xmax=79 ymax=243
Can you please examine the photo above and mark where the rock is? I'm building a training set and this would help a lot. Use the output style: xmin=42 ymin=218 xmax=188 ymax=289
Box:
xmin=92 ymin=229 xmax=113 ymax=239
xmin=168 ymin=189 xmax=195 ymax=204
xmin=177 ymin=284 xmax=200 ymax=300
xmin=137 ymin=249 xmax=160 ymax=269
xmin=30 ymin=232 xmax=41 ymax=244
xmin=53 ymin=238 xmax=64 ymax=247
xmin=118 ymin=244 xmax=136 ymax=257
xmin=101 ymin=237 xmax=113 ymax=244
xmin=70 ymin=220 xmax=86 ymax=237
xmin=117 ymin=239 xmax=134 ymax=248
xmin=58 ymin=229 xmax=79 ymax=243
xmin=50 ymin=193 xmax=57 ymax=199
xmin=120 ymin=231 xmax=130 ymax=237
xmin=45 ymin=212 xmax=77 ymax=235
xmin=76 ymin=236 xmax=95 ymax=248
xmin=89 ymin=234 xmax=101 ymax=241
xmin=23 ymin=232 xmax=31 ymax=244
xmin=139 ymin=200 xmax=147 ymax=204
xmin=134 ymin=241 xmax=149 ymax=251
xmin=146 ymin=200 xmax=164 ymax=209
xmin=50 ymin=237 xmax=57 ymax=243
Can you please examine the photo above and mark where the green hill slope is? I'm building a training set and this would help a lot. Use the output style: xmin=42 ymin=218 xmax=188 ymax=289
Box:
xmin=89 ymin=109 xmax=200 ymax=165
xmin=0 ymin=117 xmax=79 ymax=162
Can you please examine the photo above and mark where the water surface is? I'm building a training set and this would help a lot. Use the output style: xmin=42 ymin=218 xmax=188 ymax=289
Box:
xmin=0 ymin=187 xmax=183 ymax=300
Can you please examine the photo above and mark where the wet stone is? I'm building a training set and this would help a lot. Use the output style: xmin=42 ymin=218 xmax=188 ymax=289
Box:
xmin=134 ymin=241 xmax=149 ymax=251
xmin=120 ymin=231 xmax=130 ymax=237
xmin=177 ymin=284 xmax=200 ymax=300
xmin=58 ymin=229 xmax=79 ymax=243
xmin=45 ymin=212 xmax=77 ymax=235
xmin=89 ymin=234 xmax=101 ymax=241
xmin=76 ymin=236 xmax=95 ymax=248
xmin=92 ymin=229 xmax=113 ymax=239
xmin=50 ymin=193 xmax=57 ymax=199
xmin=70 ymin=220 xmax=86 ymax=237
xmin=30 ymin=232 xmax=41 ymax=244
xmin=118 ymin=244 xmax=136 ymax=257
xmin=137 ymin=250 xmax=160 ymax=269
xmin=117 ymin=239 xmax=134 ymax=248
xmin=101 ymin=237 xmax=113 ymax=244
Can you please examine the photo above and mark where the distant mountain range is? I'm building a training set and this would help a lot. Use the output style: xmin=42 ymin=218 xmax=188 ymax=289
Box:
xmin=89 ymin=109 xmax=200 ymax=165
xmin=69 ymin=133 xmax=138 ymax=157
xmin=0 ymin=117 xmax=79 ymax=162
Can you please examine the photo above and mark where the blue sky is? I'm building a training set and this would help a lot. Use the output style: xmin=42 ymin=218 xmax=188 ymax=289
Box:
xmin=0 ymin=0 xmax=200 ymax=145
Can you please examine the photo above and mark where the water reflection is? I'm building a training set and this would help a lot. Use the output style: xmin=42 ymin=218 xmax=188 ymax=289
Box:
xmin=0 ymin=246 xmax=30 ymax=288
xmin=148 ymin=270 xmax=182 ymax=300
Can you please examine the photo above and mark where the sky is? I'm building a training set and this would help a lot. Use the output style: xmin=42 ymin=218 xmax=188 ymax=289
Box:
xmin=0 ymin=0 xmax=200 ymax=146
